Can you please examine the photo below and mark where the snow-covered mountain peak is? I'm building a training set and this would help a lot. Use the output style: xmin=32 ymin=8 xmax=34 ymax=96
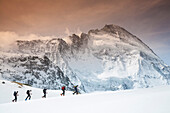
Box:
xmin=0 ymin=24 xmax=170 ymax=92
xmin=101 ymin=24 xmax=128 ymax=34
xmin=87 ymin=25 xmax=159 ymax=60
xmin=88 ymin=24 xmax=131 ymax=38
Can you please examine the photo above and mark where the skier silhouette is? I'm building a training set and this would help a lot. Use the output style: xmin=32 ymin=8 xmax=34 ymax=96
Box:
xmin=60 ymin=86 xmax=66 ymax=96
xmin=42 ymin=89 xmax=47 ymax=98
xmin=12 ymin=91 xmax=18 ymax=102
xmin=73 ymin=85 xmax=79 ymax=95
xmin=25 ymin=90 xmax=32 ymax=101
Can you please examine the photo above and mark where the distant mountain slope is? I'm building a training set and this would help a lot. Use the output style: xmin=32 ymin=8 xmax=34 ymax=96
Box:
xmin=0 ymin=24 xmax=170 ymax=92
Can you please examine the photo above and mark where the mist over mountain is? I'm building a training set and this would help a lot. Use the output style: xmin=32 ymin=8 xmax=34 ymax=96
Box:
xmin=0 ymin=24 xmax=170 ymax=92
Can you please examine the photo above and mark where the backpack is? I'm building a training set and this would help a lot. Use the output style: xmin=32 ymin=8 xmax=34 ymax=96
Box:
xmin=43 ymin=89 xmax=47 ymax=93
xmin=74 ymin=85 xmax=78 ymax=90
xmin=13 ymin=91 xmax=17 ymax=96
xmin=26 ymin=90 xmax=30 ymax=94
xmin=62 ymin=86 xmax=65 ymax=90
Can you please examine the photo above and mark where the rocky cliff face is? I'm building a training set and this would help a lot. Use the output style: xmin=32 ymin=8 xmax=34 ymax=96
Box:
xmin=0 ymin=54 xmax=74 ymax=90
xmin=0 ymin=24 xmax=170 ymax=92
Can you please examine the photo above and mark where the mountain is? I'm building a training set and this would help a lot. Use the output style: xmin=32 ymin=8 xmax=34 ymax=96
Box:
xmin=0 ymin=24 xmax=170 ymax=92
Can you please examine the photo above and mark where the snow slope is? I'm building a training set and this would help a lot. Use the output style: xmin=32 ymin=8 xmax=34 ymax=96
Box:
xmin=0 ymin=79 xmax=170 ymax=113
xmin=0 ymin=80 xmax=73 ymax=104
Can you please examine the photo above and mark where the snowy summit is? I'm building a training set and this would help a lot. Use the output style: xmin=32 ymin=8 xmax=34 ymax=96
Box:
xmin=0 ymin=24 xmax=170 ymax=92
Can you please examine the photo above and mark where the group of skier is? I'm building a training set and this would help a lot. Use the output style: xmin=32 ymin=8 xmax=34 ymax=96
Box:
xmin=12 ymin=85 xmax=79 ymax=102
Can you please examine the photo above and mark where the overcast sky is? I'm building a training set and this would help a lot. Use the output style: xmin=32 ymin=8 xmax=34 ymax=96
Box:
xmin=0 ymin=0 xmax=170 ymax=65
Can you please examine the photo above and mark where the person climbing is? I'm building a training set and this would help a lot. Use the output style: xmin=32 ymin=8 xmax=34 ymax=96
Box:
xmin=42 ymin=89 xmax=47 ymax=98
xmin=12 ymin=91 xmax=18 ymax=102
xmin=73 ymin=85 xmax=79 ymax=95
xmin=60 ymin=86 xmax=66 ymax=96
xmin=25 ymin=90 xmax=32 ymax=101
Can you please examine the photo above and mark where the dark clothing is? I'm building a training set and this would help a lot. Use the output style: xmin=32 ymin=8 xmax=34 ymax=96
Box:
xmin=12 ymin=91 xmax=18 ymax=102
xmin=43 ymin=89 xmax=47 ymax=94
xmin=43 ymin=89 xmax=47 ymax=98
xmin=43 ymin=94 xmax=46 ymax=98
xmin=61 ymin=89 xmax=65 ymax=96
xmin=61 ymin=86 xmax=65 ymax=96
xmin=25 ymin=90 xmax=31 ymax=100
xmin=14 ymin=95 xmax=17 ymax=102
xmin=73 ymin=85 xmax=78 ymax=95
xmin=25 ymin=94 xmax=31 ymax=100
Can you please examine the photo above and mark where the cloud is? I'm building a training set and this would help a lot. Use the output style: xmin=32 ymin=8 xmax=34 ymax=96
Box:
xmin=0 ymin=31 xmax=18 ymax=49
xmin=63 ymin=27 xmax=83 ymax=44
xmin=64 ymin=28 xmax=71 ymax=36
xmin=0 ymin=28 xmax=83 ymax=50
xmin=0 ymin=31 xmax=55 ymax=50
xmin=64 ymin=27 xmax=82 ymax=36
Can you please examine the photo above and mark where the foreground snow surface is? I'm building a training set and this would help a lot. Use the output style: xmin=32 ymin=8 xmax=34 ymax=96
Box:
xmin=0 ymin=80 xmax=73 ymax=104
xmin=0 ymin=80 xmax=170 ymax=113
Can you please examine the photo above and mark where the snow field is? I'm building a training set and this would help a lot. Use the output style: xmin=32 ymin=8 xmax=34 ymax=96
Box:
xmin=0 ymin=80 xmax=73 ymax=104
xmin=1 ymin=80 xmax=170 ymax=113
